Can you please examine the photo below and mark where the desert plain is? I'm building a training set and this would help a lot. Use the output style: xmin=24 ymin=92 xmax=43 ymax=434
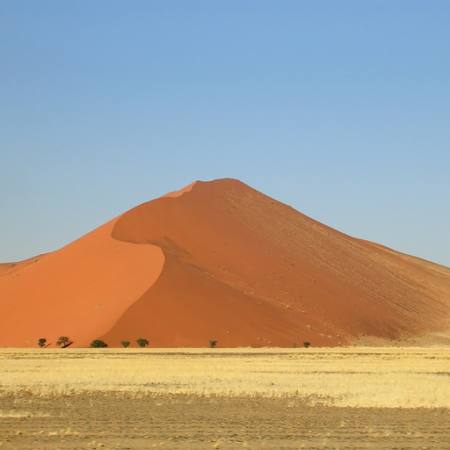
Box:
xmin=1 ymin=347 xmax=450 ymax=449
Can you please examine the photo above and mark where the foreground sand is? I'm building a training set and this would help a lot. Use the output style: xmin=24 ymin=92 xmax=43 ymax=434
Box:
xmin=1 ymin=348 xmax=449 ymax=449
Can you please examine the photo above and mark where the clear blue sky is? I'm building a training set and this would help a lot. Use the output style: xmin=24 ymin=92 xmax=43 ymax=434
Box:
xmin=1 ymin=1 xmax=449 ymax=266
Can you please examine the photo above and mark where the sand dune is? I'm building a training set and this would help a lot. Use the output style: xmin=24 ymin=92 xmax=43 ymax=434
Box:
xmin=0 ymin=220 xmax=164 ymax=347
xmin=0 ymin=256 xmax=45 ymax=277
xmin=1 ymin=178 xmax=450 ymax=347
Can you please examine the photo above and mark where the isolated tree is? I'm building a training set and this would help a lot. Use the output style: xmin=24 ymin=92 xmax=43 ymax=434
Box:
xmin=56 ymin=336 xmax=72 ymax=348
xmin=209 ymin=339 xmax=218 ymax=348
xmin=303 ymin=341 xmax=311 ymax=348
xmin=37 ymin=338 xmax=47 ymax=348
xmin=121 ymin=340 xmax=130 ymax=348
xmin=136 ymin=338 xmax=149 ymax=348
xmin=90 ymin=339 xmax=108 ymax=348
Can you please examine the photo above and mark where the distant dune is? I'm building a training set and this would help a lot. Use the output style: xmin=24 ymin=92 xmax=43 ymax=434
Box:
xmin=1 ymin=178 xmax=450 ymax=347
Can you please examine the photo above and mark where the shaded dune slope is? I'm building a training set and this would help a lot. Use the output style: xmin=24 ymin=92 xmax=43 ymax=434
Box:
xmin=1 ymin=178 xmax=450 ymax=347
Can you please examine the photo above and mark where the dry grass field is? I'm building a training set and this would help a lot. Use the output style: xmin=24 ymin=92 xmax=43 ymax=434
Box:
xmin=1 ymin=347 xmax=450 ymax=449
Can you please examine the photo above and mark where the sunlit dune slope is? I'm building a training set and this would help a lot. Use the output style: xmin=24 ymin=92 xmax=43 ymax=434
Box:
xmin=0 ymin=221 xmax=164 ymax=347
xmin=1 ymin=178 xmax=450 ymax=347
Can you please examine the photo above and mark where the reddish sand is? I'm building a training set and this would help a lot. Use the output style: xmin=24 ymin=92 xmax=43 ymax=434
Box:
xmin=1 ymin=178 xmax=450 ymax=347
xmin=0 ymin=256 xmax=44 ymax=277
xmin=0 ymin=220 xmax=164 ymax=347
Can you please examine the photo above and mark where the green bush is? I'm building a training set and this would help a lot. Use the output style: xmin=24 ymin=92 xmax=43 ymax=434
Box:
xmin=303 ymin=341 xmax=311 ymax=348
xmin=56 ymin=336 xmax=72 ymax=348
xmin=121 ymin=340 xmax=130 ymax=348
xmin=136 ymin=338 xmax=149 ymax=348
xmin=209 ymin=339 xmax=218 ymax=348
xmin=90 ymin=339 xmax=108 ymax=348
xmin=37 ymin=338 xmax=47 ymax=348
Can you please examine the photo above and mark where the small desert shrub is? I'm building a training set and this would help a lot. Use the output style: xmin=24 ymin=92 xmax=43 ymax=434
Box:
xmin=136 ymin=338 xmax=149 ymax=348
xmin=121 ymin=340 xmax=130 ymax=348
xmin=37 ymin=338 xmax=47 ymax=348
xmin=90 ymin=339 xmax=108 ymax=348
xmin=56 ymin=336 xmax=72 ymax=348
xmin=303 ymin=341 xmax=311 ymax=348
xmin=209 ymin=339 xmax=218 ymax=348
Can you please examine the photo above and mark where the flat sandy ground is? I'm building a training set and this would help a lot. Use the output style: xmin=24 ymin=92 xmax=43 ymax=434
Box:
xmin=1 ymin=348 xmax=449 ymax=449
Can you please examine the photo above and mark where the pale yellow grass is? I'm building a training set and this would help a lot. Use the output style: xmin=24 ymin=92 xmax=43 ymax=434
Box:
xmin=0 ymin=347 xmax=449 ymax=409
xmin=0 ymin=410 xmax=49 ymax=418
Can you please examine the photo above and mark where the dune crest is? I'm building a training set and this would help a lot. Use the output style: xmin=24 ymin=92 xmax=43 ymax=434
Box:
xmin=162 ymin=181 xmax=197 ymax=199
xmin=1 ymin=178 xmax=450 ymax=347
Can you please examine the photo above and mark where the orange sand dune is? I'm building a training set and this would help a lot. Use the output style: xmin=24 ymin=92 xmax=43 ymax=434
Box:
xmin=0 ymin=263 xmax=15 ymax=275
xmin=0 ymin=220 xmax=164 ymax=347
xmin=1 ymin=178 xmax=450 ymax=347
xmin=0 ymin=255 xmax=45 ymax=277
